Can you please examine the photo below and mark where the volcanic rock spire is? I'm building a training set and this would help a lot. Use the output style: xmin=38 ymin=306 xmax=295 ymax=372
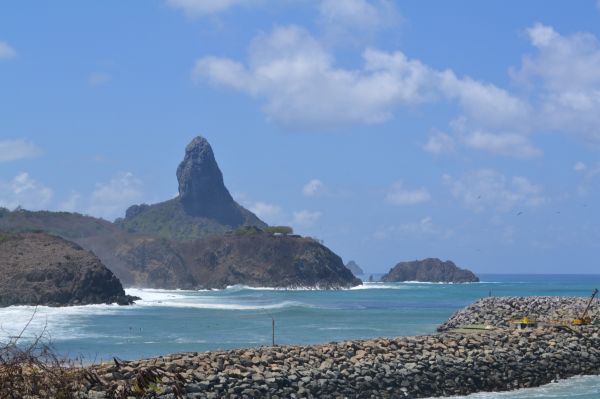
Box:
xmin=176 ymin=136 xmax=243 ymax=226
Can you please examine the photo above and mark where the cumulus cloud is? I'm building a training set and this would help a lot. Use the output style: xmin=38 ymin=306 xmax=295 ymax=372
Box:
xmin=196 ymin=22 xmax=600 ymax=156
xmin=166 ymin=0 xmax=253 ymax=16
xmin=423 ymin=131 xmax=455 ymax=155
xmin=249 ymin=201 xmax=284 ymax=224
xmin=194 ymin=24 xmax=533 ymax=140
xmin=194 ymin=26 xmax=446 ymax=128
xmin=444 ymin=169 xmax=545 ymax=212
xmin=292 ymin=210 xmax=322 ymax=227
xmin=318 ymin=0 xmax=400 ymax=44
xmin=0 ymin=41 xmax=16 ymax=60
xmin=88 ymin=172 xmax=143 ymax=220
xmin=0 ymin=139 xmax=42 ymax=162
xmin=511 ymin=23 xmax=600 ymax=145
xmin=0 ymin=173 xmax=53 ymax=210
xmin=461 ymin=131 xmax=542 ymax=159
xmin=302 ymin=179 xmax=324 ymax=197
xmin=385 ymin=181 xmax=431 ymax=206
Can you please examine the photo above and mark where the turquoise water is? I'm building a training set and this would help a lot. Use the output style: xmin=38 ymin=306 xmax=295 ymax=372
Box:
xmin=1 ymin=274 xmax=599 ymax=398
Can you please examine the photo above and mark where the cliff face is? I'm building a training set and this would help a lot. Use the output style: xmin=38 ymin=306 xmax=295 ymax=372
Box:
xmin=381 ymin=258 xmax=479 ymax=283
xmin=119 ymin=136 xmax=265 ymax=241
xmin=0 ymin=232 xmax=135 ymax=307
xmin=107 ymin=230 xmax=361 ymax=289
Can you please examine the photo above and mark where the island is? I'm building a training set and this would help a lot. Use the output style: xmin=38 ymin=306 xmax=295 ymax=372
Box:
xmin=345 ymin=260 xmax=364 ymax=277
xmin=381 ymin=258 xmax=479 ymax=283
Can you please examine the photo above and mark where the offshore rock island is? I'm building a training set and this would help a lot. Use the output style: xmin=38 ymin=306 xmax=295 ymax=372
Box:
xmin=382 ymin=258 xmax=479 ymax=283
xmin=0 ymin=136 xmax=360 ymax=290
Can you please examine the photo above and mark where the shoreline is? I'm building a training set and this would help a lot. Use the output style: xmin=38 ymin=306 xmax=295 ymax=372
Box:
xmin=79 ymin=325 xmax=600 ymax=398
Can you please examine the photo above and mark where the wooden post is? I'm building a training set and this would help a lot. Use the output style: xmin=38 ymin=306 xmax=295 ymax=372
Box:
xmin=272 ymin=318 xmax=275 ymax=346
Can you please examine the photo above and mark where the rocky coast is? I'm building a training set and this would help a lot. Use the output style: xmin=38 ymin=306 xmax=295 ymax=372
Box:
xmin=76 ymin=296 xmax=600 ymax=399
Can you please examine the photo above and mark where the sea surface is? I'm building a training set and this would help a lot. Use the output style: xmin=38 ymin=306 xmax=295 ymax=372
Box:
xmin=1 ymin=274 xmax=599 ymax=398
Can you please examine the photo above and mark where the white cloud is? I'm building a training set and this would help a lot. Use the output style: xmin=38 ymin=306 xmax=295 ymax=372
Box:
xmin=461 ymin=131 xmax=542 ymax=159
xmin=166 ymin=0 xmax=252 ymax=16
xmin=292 ymin=210 xmax=322 ymax=227
xmin=196 ymin=22 xmax=600 ymax=154
xmin=194 ymin=24 xmax=533 ymax=137
xmin=194 ymin=26 xmax=445 ymax=128
xmin=59 ymin=192 xmax=82 ymax=212
xmin=0 ymin=41 xmax=16 ymax=60
xmin=0 ymin=139 xmax=42 ymax=162
xmin=302 ymin=179 xmax=324 ymax=197
xmin=574 ymin=161 xmax=587 ymax=172
xmin=89 ymin=72 xmax=112 ymax=86
xmin=318 ymin=0 xmax=400 ymax=44
xmin=444 ymin=169 xmax=545 ymax=212
xmin=511 ymin=23 xmax=600 ymax=145
xmin=385 ymin=181 xmax=431 ymax=206
xmin=0 ymin=172 xmax=53 ymax=210
xmin=88 ymin=172 xmax=143 ymax=220
xmin=423 ymin=131 xmax=455 ymax=155
xmin=249 ymin=201 xmax=284 ymax=224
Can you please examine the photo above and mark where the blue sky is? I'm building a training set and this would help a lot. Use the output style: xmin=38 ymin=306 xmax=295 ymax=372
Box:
xmin=1 ymin=0 xmax=600 ymax=274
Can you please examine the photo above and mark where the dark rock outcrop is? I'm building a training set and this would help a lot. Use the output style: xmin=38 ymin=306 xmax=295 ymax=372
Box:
xmin=176 ymin=136 xmax=241 ymax=225
xmin=0 ymin=232 xmax=136 ymax=307
xmin=118 ymin=136 xmax=265 ymax=241
xmin=345 ymin=260 xmax=364 ymax=276
xmin=381 ymin=258 xmax=479 ymax=283
xmin=111 ymin=229 xmax=361 ymax=289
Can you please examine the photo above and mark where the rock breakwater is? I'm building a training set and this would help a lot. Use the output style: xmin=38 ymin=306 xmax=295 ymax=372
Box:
xmin=81 ymin=326 xmax=600 ymax=398
xmin=438 ymin=296 xmax=600 ymax=331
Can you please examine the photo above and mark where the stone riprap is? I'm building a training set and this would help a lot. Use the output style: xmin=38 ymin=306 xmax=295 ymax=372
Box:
xmin=438 ymin=296 xmax=600 ymax=331
xmin=80 ymin=325 xmax=600 ymax=398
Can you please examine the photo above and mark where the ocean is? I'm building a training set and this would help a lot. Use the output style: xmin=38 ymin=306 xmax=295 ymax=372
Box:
xmin=1 ymin=274 xmax=599 ymax=398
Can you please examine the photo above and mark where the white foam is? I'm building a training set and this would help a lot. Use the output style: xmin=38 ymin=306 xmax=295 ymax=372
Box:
xmin=439 ymin=375 xmax=600 ymax=398
xmin=224 ymin=285 xmax=345 ymax=291
xmin=350 ymin=283 xmax=410 ymax=290
xmin=133 ymin=298 xmax=309 ymax=311
xmin=0 ymin=303 xmax=122 ymax=343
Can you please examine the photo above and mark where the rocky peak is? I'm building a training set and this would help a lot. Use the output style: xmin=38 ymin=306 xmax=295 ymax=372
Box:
xmin=176 ymin=136 xmax=242 ymax=226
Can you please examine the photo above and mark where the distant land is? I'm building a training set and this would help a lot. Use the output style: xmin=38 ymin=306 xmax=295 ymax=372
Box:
xmin=345 ymin=260 xmax=364 ymax=276
xmin=0 ymin=136 xmax=360 ymax=290
xmin=381 ymin=258 xmax=479 ymax=283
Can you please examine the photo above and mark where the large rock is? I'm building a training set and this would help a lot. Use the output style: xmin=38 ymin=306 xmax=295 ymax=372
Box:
xmin=176 ymin=136 xmax=241 ymax=225
xmin=119 ymin=136 xmax=265 ymax=240
xmin=345 ymin=260 xmax=364 ymax=276
xmin=0 ymin=232 xmax=136 ymax=307
xmin=381 ymin=258 xmax=479 ymax=283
